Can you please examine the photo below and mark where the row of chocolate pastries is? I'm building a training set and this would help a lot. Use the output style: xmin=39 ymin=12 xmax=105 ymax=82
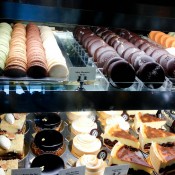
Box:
xmin=73 ymin=26 xmax=174 ymax=89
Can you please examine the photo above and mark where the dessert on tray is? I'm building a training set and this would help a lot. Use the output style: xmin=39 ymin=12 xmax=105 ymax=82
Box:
xmin=76 ymin=154 xmax=107 ymax=175
xmin=0 ymin=113 xmax=26 ymax=134
xmin=71 ymin=133 xmax=101 ymax=158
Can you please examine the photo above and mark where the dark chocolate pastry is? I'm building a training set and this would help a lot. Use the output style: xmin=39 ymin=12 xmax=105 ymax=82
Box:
xmin=94 ymin=45 xmax=116 ymax=62
xmin=134 ymin=39 xmax=147 ymax=48
xmin=166 ymin=58 xmax=175 ymax=78
xmin=139 ymin=42 xmax=152 ymax=51
xmin=151 ymin=49 xmax=169 ymax=62
xmin=104 ymin=33 xmax=116 ymax=43
xmin=137 ymin=62 xmax=165 ymax=88
xmin=87 ymin=39 xmax=106 ymax=57
xmin=116 ymin=42 xmax=135 ymax=56
xmin=108 ymin=60 xmax=136 ymax=88
xmin=31 ymin=154 xmax=64 ymax=175
xmin=81 ymin=33 xmax=95 ymax=46
xmin=34 ymin=112 xmax=61 ymax=131
xmin=103 ymin=57 xmax=123 ymax=75
xmin=122 ymin=47 xmax=140 ymax=62
xmin=129 ymin=51 xmax=146 ymax=65
xmin=83 ymin=36 xmax=100 ymax=49
xmin=145 ymin=46 xmax=158 ymax=56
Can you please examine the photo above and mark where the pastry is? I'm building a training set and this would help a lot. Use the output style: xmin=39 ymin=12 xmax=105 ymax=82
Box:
xmin=34 ymin=112 xmax=62 ymax=132
xmin=0 ymin=134 xmax=24 ymax=159
xmin=0 ymin=159 xmax=18 ymax=175
xmin=139 ymin=125 xmax=175 ymax=152
xmin=133 ymin=111 xmax=166 ymax=133
xmin=76 ymin=154 xmax=107 ymax=175
xmin=101 ymin=124 xmax=139 ymax=149
xmin=71 ymin=117 xmax=97 ymax=136
xmin=109 ymin=142 xmax=153 ymax=175
xmin=71 ymin=134 xmax=101 ymax=158
xmin=4 ymin=23 xmax=27 ymax=77
xmin=26 ymin=23 xmax=48 ymax=78
xmin=31 ymin=154 xmax=64 ymax=175
xmin=31 ymin=129 xmax=65 ymax=156
xmin=66 ymin=111 xmax=92 ymax=124
xmin=0 ymin=113 xmax=26 ymax=134
xmin=97 ymin=111 xmax=123 ymax=126
xmin=150 ymin=142 xmax=175 ymax=174
xmin=40 ymin=26 xmax=69 ymax=78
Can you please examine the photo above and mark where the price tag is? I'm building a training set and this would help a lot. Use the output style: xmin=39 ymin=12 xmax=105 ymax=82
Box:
xmin=59 ymin=166 xmax=86 ymax=175
xmin=69 ymin=67 xmax=96 ymax=81
xmin=12 ymin=168 xmax=41 ymax=175
xmin=103 ymin=164 xmax=129 ymax=175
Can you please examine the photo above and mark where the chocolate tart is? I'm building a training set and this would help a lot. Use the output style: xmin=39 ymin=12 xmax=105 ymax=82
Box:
xmin=31 ymin=154 xmax=64 ymax=175
xmin=34 ymin=113 xmax=62 ymax=132
xmin=31 ymin=129 xmax=65 ymax=156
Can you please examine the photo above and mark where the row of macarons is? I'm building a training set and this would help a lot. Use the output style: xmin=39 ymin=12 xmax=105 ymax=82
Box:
xmin=0 ymin=22 xmax=69 ymax=78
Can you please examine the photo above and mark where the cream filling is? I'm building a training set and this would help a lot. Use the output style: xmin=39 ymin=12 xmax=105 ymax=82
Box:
xmin=73 ymin=134 xmax=101 ymax=153
xmin=76 ymin=154 xmax=107 ymax=175
xmin=71 ymin=117 xmax=97 ymax=135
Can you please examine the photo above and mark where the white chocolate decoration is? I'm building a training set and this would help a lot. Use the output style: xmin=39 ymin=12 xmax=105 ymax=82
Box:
xmin=76 ymin=154 xmax=107 ymax=175
xmin=5 ymin=113 xmax=15 ymax=124
xmin=106 ymin=116 xmax=130 ymax=131
xmin=0 ymin=135 xmax=11 ymax=150
xmin=0 ymin=168 xmax=5 ymax=175
xmin=71 ymin=117 xmax=97 ymax=135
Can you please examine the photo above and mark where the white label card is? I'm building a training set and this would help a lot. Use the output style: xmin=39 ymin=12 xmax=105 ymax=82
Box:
xmin=69 ymin=67 xmax=96 ymax=81
xmin=11 ymin=168 xmax=41 ymax=175
xmin=59 ymin=166 xmax=86 ymax=175
xmin=103 ymin=164 xmax=129 ymax=175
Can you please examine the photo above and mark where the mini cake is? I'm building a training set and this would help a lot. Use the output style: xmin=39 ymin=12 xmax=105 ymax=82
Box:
xmin=31 ymin=154 xmax=64 ymax=175
xmin=76 ymin=154 xmax=107 ymax=175
xmin=109 ymin=142 xmax=153 ymax=175
xmin=0 ymin=113 xmax=26 ymax=134
xmin=34 ymin=113 xmax=62 ymax=132
xmin=134 ymin=111 xmax=166 ymax=133
xmin=71 ymin=117 xmax=97 ymax=136
xmin=0 ymin=134 xmax=24 ymax=159
xmin=101 ymin=124 xmax=139 ymax=149
xmin=66 ymin=111 xmax=92 ymax=124
xmin=0 ymin=159 xmax=18 ymax=175
xmin=96 ymin=111 xmax=123 ymax=126
xmin=150 ymin=142 xmax=175 ymax=174
xmin=31 ymin=129 xmax=65 ymax=156
xmin=71 ymin=134 xmax=101 ymax=158
xmin=139 ymin=125 xmax=175 ymax=152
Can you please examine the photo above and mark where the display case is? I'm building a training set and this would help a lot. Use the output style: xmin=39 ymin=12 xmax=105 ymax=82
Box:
xmin=1 ymin=1 xmax=175 ymax=175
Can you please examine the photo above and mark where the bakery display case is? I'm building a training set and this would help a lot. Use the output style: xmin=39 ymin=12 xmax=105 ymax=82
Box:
xmin=1 ymin=0 xmax=175 ymax=175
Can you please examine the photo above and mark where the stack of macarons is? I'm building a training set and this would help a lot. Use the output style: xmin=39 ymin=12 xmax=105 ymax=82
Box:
xmin=26 ymin=23 xmax=48 ymax=78
xmin=4 ymin=23 xmax=27 ymax=77
xmin=0 ymin=22 xmax=12 ymax=75
xmin=149 ymin=31 xmax=175 ymax=48
xmin=40 ymin=26 xmax=69 ymax=78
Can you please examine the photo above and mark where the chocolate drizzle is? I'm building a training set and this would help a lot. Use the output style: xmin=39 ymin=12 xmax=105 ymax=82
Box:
xmin=104 ymin=139 xmax=118 ymax=147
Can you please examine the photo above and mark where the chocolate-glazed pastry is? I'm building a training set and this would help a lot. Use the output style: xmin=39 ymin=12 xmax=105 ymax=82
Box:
xmin=88 ymin=39 xmax=106 ymax=57
xmin=113 ymin=38 xmax=130 ymax=50
xmin=31 ymin=154 xmax=64 ymax=175
xmin=34 ymin=113 xmax=62 ymax=132
xmin=94 ymin=45 xmax=116 ymax=62
xmin=116 ymin=42 xmax=135 ymax=56
xmin=103 ymin=57 xmax=123 ymax=75
xmin=83 ymin=36 xmax=100 ymax=49
xmin=130 ymin=51 xmax=146 ymax=65
xmin=105 ymin=33 xmax=117 ymax=43
xmin=31 ymin=129 xmax=65 ymax=156
xmin=97 ymin=50 xmax=118 ymax=68
xmin=159 ymin=55 xmax=172 ymax=73
xmin=85 ymin=37 xmax=101 ymax=50
xmin=134 ymin=39 xmax=148 ymax=48
xmin=108 ymin=60 xmax=135 ymax=88
xmin=108 ymin=35 xmax=121 ymax=46
xmin=139 ymin=42 xmax=153 ymax=51
xmin=166 ymin=58 xmax=175 ymax=77
xmin=81 ymin=33 xmax=95 ymax=46
xmin=122 ymin=47 xmax=140 ymax=62
xmin=137 ymin=62 xmax=165 ymax=88
xmin=151 ymin=49 xmax=169 ymax=62
xmin=133 ymin=55 xmax=154 ymax=71
xmin=101 ymin=31 xmax=114 ymax=40
xmin=145 ymin=46 xmax=158 ymax=56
